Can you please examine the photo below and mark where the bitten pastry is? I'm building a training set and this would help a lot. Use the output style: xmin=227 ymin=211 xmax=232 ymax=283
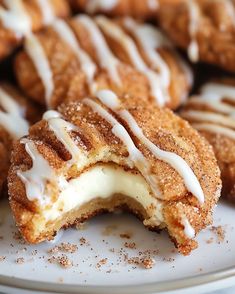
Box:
xmin=8 ymin=89 xmax=221 ymax=255
xmin=14 ymin=15 xmax=192 ymax=110
xmin=0 ymin=83 xmax=40 ymax=194
xmin=158 ymin=0 xmax=235 ymax=72
xmin=69 ymin=0 xmax=159 ymax=20
xmin=180 ymin=79 xmax=235 ymax=201
xmin=0 ymin=0 xmax=70 ymax=60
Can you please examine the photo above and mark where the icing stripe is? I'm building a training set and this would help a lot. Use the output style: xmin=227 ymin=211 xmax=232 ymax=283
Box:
xmin=52 ymin=20 xmax=97 ymax=92
xmin=181 ymin=110 xmax=235 ymax=129
xmin=36 ymin=0 xmax=55 ymax=25
xmin=76 ymin=15 xmax=121 ymax=86
xmin=96 ymin=89 xmax=204 ymax=203
xmin=123 ymin=17 xmax=170 ymax=89
xmin=86 ymin=0 xmax=118 ymax=13
xmin=186 ymin=0 xmax=200 ymax=62
xmin=25 ymin=34 xmax=54 ymax=108
xmin=96 ymin=16 xmax=167 ymax=106
xmin=0 ymin=0 xmax=31 ymax=36
xmin=0 ymin=87 xmax=29 ymax=138
xmin=17 ymin=139 xmax=63 ymax=206
xmin=189 ymin=98 xmax=235 ymax=115
xmin=181 ymin=217 xmax=195 ymax=239
xmin=200 ymin=83 xmax=235 ymax=102
xmin=83 ymin=97 xmax=162 ymax=198
xmin=192 ymin=123 xmax=235 ymax=140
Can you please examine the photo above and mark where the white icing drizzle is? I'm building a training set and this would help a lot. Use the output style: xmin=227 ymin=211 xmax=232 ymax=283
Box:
xmin=83 ymin=97 xmax=162 ymax=197
xmin=96 ymin=89 xmax=204 ymax=204
xmin=36 ymin=0 xmax=55 ymax=25
xmin=123 ymin=18 xmax=170 ymax=90
xmin=181 ymin=217 xmax=195 ymax=239
xmin=17 ymin=138 xmax=67 ymax=206
xmin=0 ymin=0 xmax=32 ymax=37
xmin=76 ymin=15 xmax=121 ymax=87
xmin=147 ymin=0 xmax=159 ymax=10
xmin=43 ymin=110 xmax=84 ymax=164
xmin=86 ymin=0 xmax=118 ymax=13
xmin=192 ymin=123 xmax=235 ymax=140
xmin=186 ymin=0 xmax=200 ymax=62
xmin=96 ymin=16 xmax=167 ymax=106
xmin=25 ymin=34 xmax=54 ymax=108
xmin=181 ymin=110 xmax=235 ymax=129
xmin=0 ymin=87 xmax=29 ymax=138
xmin=52 ymin=19 xmax=97 ymax=92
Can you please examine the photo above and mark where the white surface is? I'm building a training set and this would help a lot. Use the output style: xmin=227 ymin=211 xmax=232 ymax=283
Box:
xmin=0 ymin=200 xmax=235 ymax=294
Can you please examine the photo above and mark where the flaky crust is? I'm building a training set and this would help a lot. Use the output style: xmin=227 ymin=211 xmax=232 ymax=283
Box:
xmin=8 ymin=91 xmax=221 ymax=255
xmin=0 ymin=83 xmax=41 ymax=194
xmin=0 ymin=0 xmax=70 ymax=60
xmin=180 ymin=78 xmax=235 ymax=201
xmin=69 ymin=0 xmax=159 ymax=20
xmin=158 ymin=0 xmax=235 ymax=72
xmin=14 ymin=16 xmax=192 ymax=110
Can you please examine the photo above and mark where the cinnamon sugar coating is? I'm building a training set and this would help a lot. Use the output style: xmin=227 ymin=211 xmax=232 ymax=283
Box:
xmin=0 ymin=0 xmax=70 ymax=61
xmin=14 ymin=16 xmax=192 ymax=110
xmin=180 ymin=78 xmax=235 ymax=201
xmin=158 ymin=0 xmax=235 ymax=72
xmin=8 ymin=91 xmax=221 ymax=255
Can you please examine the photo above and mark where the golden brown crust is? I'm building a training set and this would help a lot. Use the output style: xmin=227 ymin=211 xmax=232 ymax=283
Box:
xmin=158 ymin=0 xmax=235 ymax=72
xmin=0 ymin=0 xmax=70 ymax=60
xmin=8 ymin=91 xmax=221 ymax=255
xmin=180 ymin=78 xmax=235 ymax=201
xmin=14 ymin=16 xmax=192 ymax=110
xmin=69 ymin=0 xmax=159 ymax=20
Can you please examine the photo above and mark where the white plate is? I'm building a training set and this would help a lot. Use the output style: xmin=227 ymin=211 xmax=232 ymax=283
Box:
xmin=0 ymin=199 xmax=235 ymax=294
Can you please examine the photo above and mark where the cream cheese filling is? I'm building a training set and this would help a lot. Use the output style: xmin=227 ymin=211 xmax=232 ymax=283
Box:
xmin=42 ymin=164 xmax=164 ymax=226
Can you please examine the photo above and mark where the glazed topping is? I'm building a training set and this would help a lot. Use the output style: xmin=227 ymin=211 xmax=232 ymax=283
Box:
xmin=0 ymin=0 xmax=31 ymax=36
xmin=83 ymin=97 xmax=162 ymax=197
xmin=0 ymin=87 xmax=29 ymax=138
xmin=17 ymin=138 xmax=67 ymax=206
xmin=36 ymin=0 xmax=55 ymax=25
xmin=96 ymin=16 xmax=167 ymax=106
xmin=96 ymin=89 xmax=204 ymax=203
xmin=123 ymin=17 xmax=170 ymax=89
xmin=181 ymin=83 xmax=235 ymax=139
xmin=186 ymin=0 xmax=200 ymax=62
xmin=181 ymin=217 xmax=195 ymax=239
xmin=43 ymin=110 xmax=86 ymax=164
xmin=86 ymin=0 xmax=118 ymax=13
xmin=52 ymin=19 xmax=97 ymax=92
xmin=25 ymin=34 xmax=54 ymax=108
xmin=77 ymin=15 xmax=121 ymax=86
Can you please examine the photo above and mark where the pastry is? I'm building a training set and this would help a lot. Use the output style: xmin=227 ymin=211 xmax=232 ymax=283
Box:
xmin=69 ymin=0 xmax=159 ymax=20
xmin=0 ymin=0 xmax=70 ymax=60
xmin=14 ymin=15 xmax=192 ymax=110
xmin=8 ymin=89 xmax=221 ymax=255
xmin=180 ymin=79 xmax=235 ymax=201
xmin=0 ymin=83 xmax=40 ymax=194
xmin=158 ymin=0 xmax=235 ymax=72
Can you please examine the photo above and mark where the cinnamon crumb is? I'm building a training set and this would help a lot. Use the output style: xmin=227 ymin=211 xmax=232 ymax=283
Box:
xmin=119 ymin=232 xmax=132 ymax=239
xmin=96 ymin=258 xmax=108 ymax=268
xmin=124 ymin=242 xmax=136 ymax=249
xmin=0 ymin=256 xmax=6 ymax=261
xmin=79 ymin=237 xmax=89 ymax=246
xmin=142 ymin=258 xmax=155 ymax=269
xmin=210 ymin=225 xmax=225 ymax=243
xmin=48 ymin=255 xmax=73 ymax=268
xmin=15 ymin=257 xmax=24 ymax=264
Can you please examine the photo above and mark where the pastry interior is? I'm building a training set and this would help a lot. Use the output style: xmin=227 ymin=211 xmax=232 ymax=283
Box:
xmin=9 ymin=90 xmax=221 ymax=255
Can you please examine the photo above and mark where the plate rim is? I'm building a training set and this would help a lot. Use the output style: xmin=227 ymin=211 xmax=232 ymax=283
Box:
xmin=1 ymin=265 xmax=235 ymax=294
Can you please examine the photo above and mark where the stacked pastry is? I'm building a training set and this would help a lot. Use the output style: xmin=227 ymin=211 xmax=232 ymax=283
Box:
xmin=2 ymin=0 xmax=235 ymax=256
xmin=14 ymin=15 xmax=192 ymax=110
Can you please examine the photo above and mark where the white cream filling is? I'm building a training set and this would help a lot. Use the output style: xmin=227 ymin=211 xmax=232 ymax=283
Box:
xmin=42 ymin=164 xmax=164 ymax=225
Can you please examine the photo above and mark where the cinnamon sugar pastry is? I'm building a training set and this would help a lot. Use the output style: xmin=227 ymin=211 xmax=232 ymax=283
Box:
xmin=8 ymin=89 xmax=221 ymax=255
xmin=158 ymin=0 xmax=235 ymax=72
xmin=0 ymin=83 xmax=40 ymax=194
xmin=14 ymin=15 xmax=192 ymax=110
xmin=180 ymin=79 xmax=235 ymax=201
xmin=0 ymin=0 xmax=70 ymax=60
xmin=69 ymin=0 xmax=159 ymax=20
